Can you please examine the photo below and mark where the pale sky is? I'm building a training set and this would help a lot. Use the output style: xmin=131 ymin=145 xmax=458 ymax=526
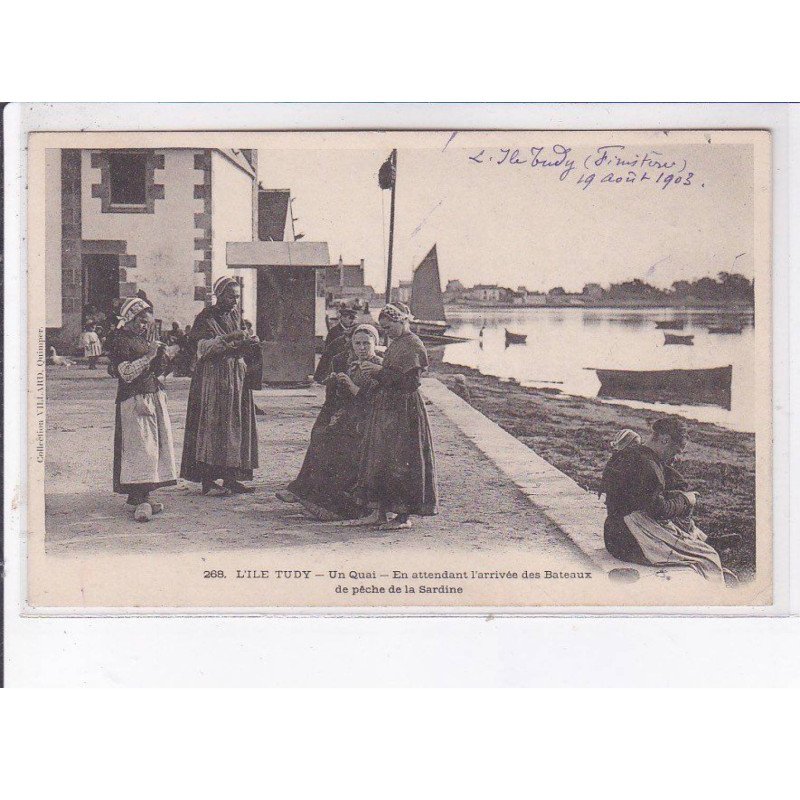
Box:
xmin=255 ymin=131 xmax=756 ymax=293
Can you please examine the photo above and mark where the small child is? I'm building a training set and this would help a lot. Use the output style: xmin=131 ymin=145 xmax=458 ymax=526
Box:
xmin=80 ymin=323 xmax=102 ymax=370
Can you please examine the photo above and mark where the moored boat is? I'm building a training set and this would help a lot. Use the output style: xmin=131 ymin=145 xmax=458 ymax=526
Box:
xmin=418 ymin=332 xmax=469 ymax=346
xmin=707 ymin=324 xmax=744 ymax=334
xmin=411 ymin=319 xmax=450 ymax=336
xmin=664 ymin=333 xmax=694 ymax=345
xmin=504 ymin=329 xmax=527 ymax=345
xmin=589 ymin=364 xmax=732 ymax=408
xmin=655 ymin=320 xmax=686 ymax=330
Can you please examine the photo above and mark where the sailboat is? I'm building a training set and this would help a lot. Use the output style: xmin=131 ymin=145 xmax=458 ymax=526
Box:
xmin=410 ymin=245 xmax=450 ymax=337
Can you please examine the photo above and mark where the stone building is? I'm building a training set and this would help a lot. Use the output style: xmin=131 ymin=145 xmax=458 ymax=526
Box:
xmin=45 ymin=147 xmax=258 ymax=351
xmin=323 ymin=256 xmax=365 ymax=294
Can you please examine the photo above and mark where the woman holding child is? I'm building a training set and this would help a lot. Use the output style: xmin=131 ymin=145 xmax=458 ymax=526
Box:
xmin=278 ymin=323 xmax=383 ymax=521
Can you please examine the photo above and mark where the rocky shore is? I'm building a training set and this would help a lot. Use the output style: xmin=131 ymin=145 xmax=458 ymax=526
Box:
xmin=430 ymin=362 xmax=757 ymax=580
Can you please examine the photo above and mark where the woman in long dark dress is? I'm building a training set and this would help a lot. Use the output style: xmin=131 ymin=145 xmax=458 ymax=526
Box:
xmin=600 ymin=419 xmax=725 ymax=583
xmin=313 ymin=306 xmax=357 ymax=383
xmin=180 ymin=276 xmax=260 ymax=496
xmin=109 ymin=297 xmax=178 ymax=522
xmin=277 ymin=324 xmax=383 ymax=520
xmin=351 ymin=303 xmax=438 ymax=529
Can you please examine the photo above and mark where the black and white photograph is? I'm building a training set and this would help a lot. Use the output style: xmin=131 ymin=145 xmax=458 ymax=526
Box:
xmin=22 ymin=127 xmax=771 ymax=609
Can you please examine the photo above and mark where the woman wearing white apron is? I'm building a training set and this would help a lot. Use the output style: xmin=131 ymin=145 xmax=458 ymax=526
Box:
xmin=109 ymin=297 xmax=178 ymax=521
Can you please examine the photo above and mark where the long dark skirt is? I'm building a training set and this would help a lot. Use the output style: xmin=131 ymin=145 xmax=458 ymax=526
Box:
xmin=180 ymin=354 xmax=258 ymax=482
xmin=353 ymin=387 xmax=438 ymax=516
xmin=287 ymin=406 xmax=365 ymax=519
xmin=603 ymin=516 xmax=650 ymax=565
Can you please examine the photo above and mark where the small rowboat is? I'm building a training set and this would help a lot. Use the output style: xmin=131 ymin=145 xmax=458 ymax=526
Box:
xmin=504 ymin=329 xmax=527 ymax=345
xmin=707 ymin=324 xmax=744 ymax=334
xmin=655 ymin=320 xmax=686 ymax=330
xmin=417 ymin=333 xmax=469 ymax=346
xmin=664 ymin=333 xmax=694 ymax=345
xmin=589 ymin=365 xmax=732 ymax=408
xmin=411 ymin=319 xmax=450 ymax=336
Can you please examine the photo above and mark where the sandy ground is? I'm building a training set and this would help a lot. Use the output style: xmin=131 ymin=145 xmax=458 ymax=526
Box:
xmin=431 ymin=362 xmax=757 ymax=579
xmin=44 ymin=366 xmax=589 ymax=565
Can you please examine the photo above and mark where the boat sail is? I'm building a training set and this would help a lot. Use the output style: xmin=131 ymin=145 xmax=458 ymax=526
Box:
xmin=410 ymin=245 xmax=450 ymax=336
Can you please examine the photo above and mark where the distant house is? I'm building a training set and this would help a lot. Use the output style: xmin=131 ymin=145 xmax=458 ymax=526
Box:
xmin=469 ymin=284 xmax=504 ymax=303
xmin=511 ymin=289 xmax=546 ymax=306
xmin=547 ymin=288 xmax=585 ymax=306
xmin=46 ymin=147 xmax=258 ymax=351
xmin=324 ymin=256 xmax=366 ymax=293
xmin=443 ymin=279 xmax=466 ymax=304
xmin=322 ymin=256 xmax=382 ymax=310
xmin=582 ymin=282 xmax=605 ymax=302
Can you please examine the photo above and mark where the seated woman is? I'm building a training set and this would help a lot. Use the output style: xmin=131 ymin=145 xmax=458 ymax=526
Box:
xmin=350 ymin=303 xmax=438 ymax=530
xmin=109 ymin=297 xmax=178 ymax=522
xmin=600 ymin=418 xmax=725 ymax=583
xmin=277 ymin=324 xmax=383 ymax=521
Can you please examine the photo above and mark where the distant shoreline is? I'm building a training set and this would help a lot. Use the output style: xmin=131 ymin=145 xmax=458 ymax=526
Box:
xmin=445 ymin=303 xmax=755 ymax=312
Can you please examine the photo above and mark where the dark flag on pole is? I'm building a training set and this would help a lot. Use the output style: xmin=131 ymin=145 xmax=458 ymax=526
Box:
xmin=378 ymin=151 xmax=396 ymax=189
xmin=379 ymin=149 xmax=398 ymax=304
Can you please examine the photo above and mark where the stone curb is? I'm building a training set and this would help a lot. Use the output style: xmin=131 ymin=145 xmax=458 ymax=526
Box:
xmin=421 ymin=377 xmax=620 ymax=572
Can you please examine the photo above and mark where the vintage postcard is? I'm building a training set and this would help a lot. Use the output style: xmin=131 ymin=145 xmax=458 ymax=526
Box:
xmin=22 ymin=127 xmax=772 ymax=611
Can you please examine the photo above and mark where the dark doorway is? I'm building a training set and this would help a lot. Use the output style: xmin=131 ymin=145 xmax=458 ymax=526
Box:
xmin=83 ymin=253 xmax=120 ymax=323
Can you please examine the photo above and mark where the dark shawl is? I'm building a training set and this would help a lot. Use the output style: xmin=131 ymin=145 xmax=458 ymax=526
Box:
xmin=108 ymin=329 xmax=167 ymax=404
xmin=179 ymin=305 xmax=258 ymax=482
xmin=602 ymin=443 xmax=692 ymax=565
xmin=314 ymin=328 xmax=351 ymax=384
xmin=602 ymin=443 xmax=691 ymax=520
xmin=287 ymin=349 xmax=382 ymax=518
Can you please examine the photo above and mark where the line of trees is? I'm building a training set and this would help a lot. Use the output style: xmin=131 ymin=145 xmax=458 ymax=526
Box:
xmin=598 ymin=272 xmax=754 ymax=304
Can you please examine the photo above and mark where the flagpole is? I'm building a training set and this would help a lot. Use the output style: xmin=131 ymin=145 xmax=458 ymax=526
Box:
xmin=384 ymin=149 xmax=397 ymax=304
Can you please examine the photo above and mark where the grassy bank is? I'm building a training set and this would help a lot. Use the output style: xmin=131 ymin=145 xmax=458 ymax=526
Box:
xmin=430 ymin=362 xmax=756 ymax=579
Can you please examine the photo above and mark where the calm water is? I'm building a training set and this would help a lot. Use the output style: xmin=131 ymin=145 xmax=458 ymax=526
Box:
xmin=440 ymin=308 xmax=756 ymax=432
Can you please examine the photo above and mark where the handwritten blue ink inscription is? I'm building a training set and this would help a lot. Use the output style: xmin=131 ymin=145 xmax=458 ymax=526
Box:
xmin=467 ymin=145 xmax=697 ymax=191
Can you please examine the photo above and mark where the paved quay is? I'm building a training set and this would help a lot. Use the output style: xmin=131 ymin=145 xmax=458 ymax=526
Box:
xmin=43 ymin=367 xmax=595 ymax=565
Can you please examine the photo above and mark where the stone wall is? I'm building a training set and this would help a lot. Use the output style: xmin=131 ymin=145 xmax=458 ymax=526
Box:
xmin=57 ymin=150 xmax=83 ymax=351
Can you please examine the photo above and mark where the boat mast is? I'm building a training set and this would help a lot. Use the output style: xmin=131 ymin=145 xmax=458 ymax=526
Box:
xmin=384 ymin=149 xmax=397 ymax=304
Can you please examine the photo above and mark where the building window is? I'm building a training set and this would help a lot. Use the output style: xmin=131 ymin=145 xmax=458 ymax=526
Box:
xmin=109 ymin=152 xmax=148 ymax=207
xmin=91 ymin=150 xmax=165 ymax=214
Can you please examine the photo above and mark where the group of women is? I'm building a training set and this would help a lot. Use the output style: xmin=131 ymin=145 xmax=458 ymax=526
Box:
xmin=279 ymin=302 xmax=438 ymax=529
xmin=108 ymin=278 xmax=437 ymax=530
xmin=107 ymin=281 xmax=730 ymax=582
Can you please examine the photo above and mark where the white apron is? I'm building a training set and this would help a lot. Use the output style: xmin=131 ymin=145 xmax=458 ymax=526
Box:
xmin=119 ymin=390 xmax=177 ymax=485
